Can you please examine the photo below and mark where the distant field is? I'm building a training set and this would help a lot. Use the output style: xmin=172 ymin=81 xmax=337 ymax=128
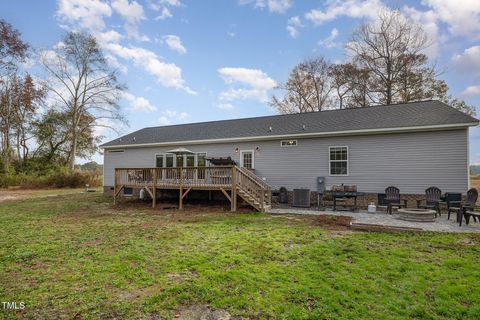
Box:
xmin=471 ymin=175 xmax=480 ymax=189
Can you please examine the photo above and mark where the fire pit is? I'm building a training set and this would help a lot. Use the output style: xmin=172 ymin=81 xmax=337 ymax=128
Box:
xmin=397 ymin=208 xmax=436 ymax=222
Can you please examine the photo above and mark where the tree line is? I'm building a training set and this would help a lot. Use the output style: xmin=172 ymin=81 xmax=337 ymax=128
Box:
xmin=0 ymin=20 xmax=125 ymax=177
xmin=0 ymin=10 xmax=476 ymax=181
xmin=270 ymin=10 xmax=475 ymax=116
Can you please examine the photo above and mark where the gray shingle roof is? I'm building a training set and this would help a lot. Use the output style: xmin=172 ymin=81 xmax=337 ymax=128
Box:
xmin=101 ymin=100 xmax=478 ymax=148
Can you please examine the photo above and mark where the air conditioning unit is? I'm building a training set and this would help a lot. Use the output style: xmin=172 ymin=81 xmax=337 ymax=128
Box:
xmin=293 ymin=189 xmax=310 ymax=208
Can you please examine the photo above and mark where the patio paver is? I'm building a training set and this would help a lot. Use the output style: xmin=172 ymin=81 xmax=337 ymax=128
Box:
xmin=267 ymin=207 xmax=480 ymax=233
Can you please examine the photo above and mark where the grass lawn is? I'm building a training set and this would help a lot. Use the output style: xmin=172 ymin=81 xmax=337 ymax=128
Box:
xmin=1 ymin=192 xmax=479 ymax=319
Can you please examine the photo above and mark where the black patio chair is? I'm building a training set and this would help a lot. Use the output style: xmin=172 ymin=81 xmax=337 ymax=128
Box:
xmin=455 ymin=188 xmax=479 ymax=226
xmin=443 ymin=192 xmax=462 ymax=221
xmin=385 ymin=186 xmax=408 ymax=214
xmin=417 ymin=186 xmax=442 ymax=217
xmin=460 ymin=207 xmax=480 ymax=226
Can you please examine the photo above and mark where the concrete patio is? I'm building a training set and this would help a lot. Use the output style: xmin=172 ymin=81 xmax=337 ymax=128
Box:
xmin=267 ymin=207 xmax=480 ymax=233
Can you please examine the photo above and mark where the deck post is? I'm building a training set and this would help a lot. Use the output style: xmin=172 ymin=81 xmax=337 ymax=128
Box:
xmin=179 ymin=167 xmax=183 ymax=210
xmin=231 ymin=166 xmax=237 ymax=212
xmin=113 ymin=168 xmax=117 ymax=205
xmin=261 ymin=189 xmax=265 ymax=212
xmin=152 ymin=168 xmax=157 ymax=208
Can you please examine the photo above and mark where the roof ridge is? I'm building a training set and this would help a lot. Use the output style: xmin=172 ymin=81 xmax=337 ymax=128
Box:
xmin=141 ymin=100 xmax=437 ymax=130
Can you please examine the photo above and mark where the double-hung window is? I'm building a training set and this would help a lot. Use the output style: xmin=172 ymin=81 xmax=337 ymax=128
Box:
xmin=329 ymin=146 xmax=348 ymax=176
xmin=240 ymin=150 xmax=254 ymax=169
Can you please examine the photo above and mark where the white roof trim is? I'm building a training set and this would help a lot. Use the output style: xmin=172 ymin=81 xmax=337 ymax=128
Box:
xmin=101 ymin=122 xmax=478 ymax=149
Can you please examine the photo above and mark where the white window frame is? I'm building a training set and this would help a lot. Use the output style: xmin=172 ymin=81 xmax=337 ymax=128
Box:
xmin=328 ymin=146 xmax=349 ymax=176
xmin=240 ymin=150 xmax=254 ymax=169
xmin=196 ymin=152 xmax=208 ymax=167
xmin=154 ymin=152 xmax=207 ymax=167
xmin=280 ymin=140 xmax=298 ymax=147
xmin=154 ymin=153 xmax=165 ymax=167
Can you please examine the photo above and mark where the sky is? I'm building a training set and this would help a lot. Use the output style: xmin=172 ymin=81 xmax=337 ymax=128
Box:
xmin=1 ymin=0 xmax=479 ymax=165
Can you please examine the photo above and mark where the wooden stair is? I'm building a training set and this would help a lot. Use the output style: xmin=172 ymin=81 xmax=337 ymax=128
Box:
xmin=235 ymin=166 xmax=272 ymax=212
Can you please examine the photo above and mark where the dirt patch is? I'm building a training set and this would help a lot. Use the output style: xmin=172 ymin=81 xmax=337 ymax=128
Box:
xmin=273 ymin=214 xmax=352 ymax=231
xmin=174 ymin=305 xmax=243 ymax=320
xmin=0 ymin=189 xmax=85 ymax=203
xmin=314 ymin=215 xmax=352 ymax=229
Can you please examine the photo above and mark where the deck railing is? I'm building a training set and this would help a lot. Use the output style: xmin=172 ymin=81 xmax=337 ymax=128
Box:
xmin=115 ymin=166 xmax=235 ymax=188
xmin=114 ymin=165 xmax=272 ymax=211
xmin=235 ymin=166 xmax=272 ymax=209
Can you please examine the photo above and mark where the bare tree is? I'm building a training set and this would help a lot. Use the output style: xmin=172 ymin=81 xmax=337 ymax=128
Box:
xmin=0 ymin=20 xmax=28 ymax=76
xmin=270 ymin=57 xmax=333 ymax=113
xmin=40 ymin=32 xmax=126 ymax=171
xmin=0 ymin=20 xmax=29 ymax=172
xmin=347 ymin=10 xmax=430 ymax=105
xmin=12 ymin=74 xmax=45 ymax=165
xmin=395 ymin=53 xmax=447 ymax=103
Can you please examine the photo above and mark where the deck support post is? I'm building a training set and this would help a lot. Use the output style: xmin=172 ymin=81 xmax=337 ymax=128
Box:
xmin=152 ymin=168 xmax=157 ymax=209
xmin=231 ymin=166 xmax=237 ymax=212
xmin=113 ymin=169 xmax=118 ymax=205
xmin=179 ymin=167 xmax=184 ymax=210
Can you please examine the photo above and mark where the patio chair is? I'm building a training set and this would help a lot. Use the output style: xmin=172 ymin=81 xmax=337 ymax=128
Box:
xmin=454 ymin=188 xmax=479 ymax=225
xmin=417 ymin=186 xmax=442 ymax=217
xmin=443 ymin=192 xmax=462 ymax=221
xmin=460 ymin=207 xmax=480 ymax=226
xmin=385 ymin=186 xmax=408 ymax=214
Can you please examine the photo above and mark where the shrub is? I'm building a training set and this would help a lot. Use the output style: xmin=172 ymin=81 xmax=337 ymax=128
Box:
xmin=0 ymin=171 xmax=102 ymax=189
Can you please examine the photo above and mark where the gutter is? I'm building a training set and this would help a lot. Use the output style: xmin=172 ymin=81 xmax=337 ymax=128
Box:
xmin=101 ymin=122 xmax=479 ymax=150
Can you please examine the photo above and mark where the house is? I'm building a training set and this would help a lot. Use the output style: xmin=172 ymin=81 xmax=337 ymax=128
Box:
xmin=101 ymin=100 xmax=479 ymax=210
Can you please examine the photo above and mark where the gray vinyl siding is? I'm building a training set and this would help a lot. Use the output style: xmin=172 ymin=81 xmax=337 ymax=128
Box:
xmin=104 ymin=128 xmax=469 ymax=194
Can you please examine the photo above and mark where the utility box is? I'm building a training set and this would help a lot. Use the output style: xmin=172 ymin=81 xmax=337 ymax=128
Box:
xmin=293 ymin=189 xmax=311 ymax=207
xmin=317 ymin=177 xmax=326 ymax=194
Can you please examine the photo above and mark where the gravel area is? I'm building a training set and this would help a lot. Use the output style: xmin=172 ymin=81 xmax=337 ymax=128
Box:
xmin=268 ymin=207 xmax=480 ymax=233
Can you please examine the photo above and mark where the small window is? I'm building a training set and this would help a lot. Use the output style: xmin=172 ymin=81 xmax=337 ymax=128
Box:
xmin=155 ymin=154 xmax=164 ymax=167
xmin=197 ymin=153 xmax=206 ymax=167
xmin=165 ymin=154 xmax=174 ymax=167
xmin=241 ymin=151 xmax=254 ymax=169
xmin=329 ymin=146 xmax=348 ymax=176
xmin=123 ymin=187 xmax=133 ymax=196
xmin=108 ymin=149 xmax=124 ymax=153
xmin=281 ymin=140 xmax=297 ymax=147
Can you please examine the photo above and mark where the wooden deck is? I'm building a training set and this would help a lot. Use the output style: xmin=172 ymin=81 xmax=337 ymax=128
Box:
xmin=114 ymin=165 xmax=272 ymax=211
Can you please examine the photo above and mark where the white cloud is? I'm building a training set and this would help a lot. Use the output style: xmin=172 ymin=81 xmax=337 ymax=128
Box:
xmin=103 ymin=43 xmax=196 ymax=94
xmin=239 ymin=0 xmax=292 ymax=13
xmin=96 ymin=30 xmax=123 ymax=43
xmin=159 ymin=0 xmax=181 ymax=6
xmin=123 ymin=92 xmax=157 ymax=112
xmin=267 ymin=0 xmax=292 ymax=13
xmin=149 ymin=0 xmax=180 ymax=20
xmin=318 ymin=28 xmax=339 ymax=48
xmin=157 ymin=109 xmax=189 ymax=125
xmin=55 ymin=0 xmax=195 ymax=95
xmin=111 ymin=0 xmax=149 ymax=41
xmin=154 ymin=7 xmax=172 ymax=20
xmin=163 ymin=35 xmax=187 ymax=54
xmin=452 ymin=46 xmax=480 ymax=75
xmin=218 ymin=67 xmax=276 ymax=103
xmin=57 ymin=0 xmax=112 ymax=31
xmin=105 ymin=54 xmax=128 ymax=73
xmin=419 ymin=0 xmax=480 ymax=38
xmin=403 ymin=6 xmax=440 ymax=58
xmin=287 ymin=16 xmax=302 ymax=38
xmin=218 ymin=103 xmax=235 ymax=110
xmin=462 ymin=85 xmax=480 ymax=96
xmin=305 ymin=0 xmax=385 ymax=25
